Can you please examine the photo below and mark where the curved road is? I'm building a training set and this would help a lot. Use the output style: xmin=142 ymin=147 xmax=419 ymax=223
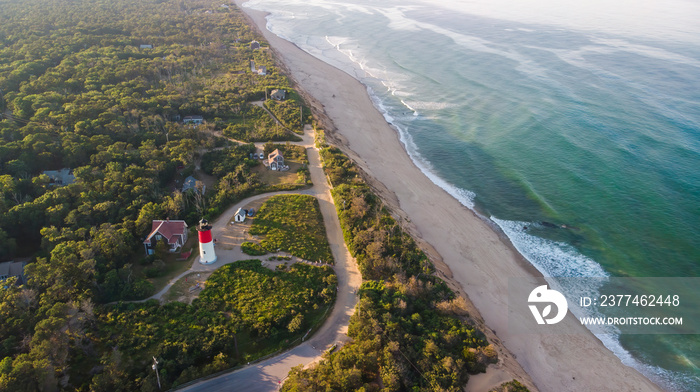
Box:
xmin=177 ymin=127 xmax=362 ymax=391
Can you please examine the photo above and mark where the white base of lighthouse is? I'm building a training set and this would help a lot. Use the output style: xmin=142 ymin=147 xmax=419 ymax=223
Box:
xmin=199 ymin=241 xmax=217 ymax=264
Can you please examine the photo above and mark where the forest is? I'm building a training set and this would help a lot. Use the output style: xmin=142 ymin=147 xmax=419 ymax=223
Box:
xmin=2 ymin=260 xmax=336 ymax=391
xmin=0 ymin=0 xmax=531 ymax=389
xmin=0 ymin=0 xmax=286 ymax=295
xmin=0 ymin=0 xmax=311 ymax=389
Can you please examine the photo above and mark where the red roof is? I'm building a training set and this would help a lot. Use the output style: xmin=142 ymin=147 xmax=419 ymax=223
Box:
xmin=144 ymin=220 xmax=187 ymax=245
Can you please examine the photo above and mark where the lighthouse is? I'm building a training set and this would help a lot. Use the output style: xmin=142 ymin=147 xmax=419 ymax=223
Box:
xmin=198 ymin=219 xmax=217 ymax=264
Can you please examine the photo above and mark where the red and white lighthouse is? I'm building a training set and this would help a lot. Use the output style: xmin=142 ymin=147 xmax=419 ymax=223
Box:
xmin=198 ymin=218 xmax=217 ymax=264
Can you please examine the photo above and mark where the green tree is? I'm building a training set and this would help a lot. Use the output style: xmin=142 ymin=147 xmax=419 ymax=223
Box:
xmin=135 ymin=202 xmax=163 ymax=236
xmin=26 ymin=242 xmax=96 ymax=305
xmin=0 ymin=228 xmax=17 ymax=260
xmin=287 ymin=314 xmax=303 ymax=333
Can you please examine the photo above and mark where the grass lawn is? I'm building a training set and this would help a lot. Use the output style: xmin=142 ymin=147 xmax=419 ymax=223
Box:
xmin=148 ymin=256 xmax=193 ymax=292
xmin=162 ymin=271 xmax=212 ymax=304
xmin=131 ymin=235 xmax=197 ymax=295
xmin=252 ymin=160 xmax=305 ymax=186
xmin=193 ymin=169 xmax=217 ymax=193
xmin=249 ymin=194 xmax=334 ymax=263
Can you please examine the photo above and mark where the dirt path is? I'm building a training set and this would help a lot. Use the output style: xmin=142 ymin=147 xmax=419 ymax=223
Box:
xmin=250 ymin=100 xmax=289 ymax=132
xmin=173 ymin=125 xmax=361 ymax=392
xmin=120 ymin=125 xmax=320 ymax=305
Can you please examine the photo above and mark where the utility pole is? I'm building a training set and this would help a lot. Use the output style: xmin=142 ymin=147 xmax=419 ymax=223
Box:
xmin=152 ymin=357 xmax=161 ymax=390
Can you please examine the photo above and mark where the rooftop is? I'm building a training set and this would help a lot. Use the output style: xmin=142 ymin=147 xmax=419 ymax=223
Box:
xmin=0 ymin=261 xmax=26 ymax=285
xmin=43 ymin=168 xmax=75 ymax=185
xmin=144 ymin=220 xmax=188 ymax=245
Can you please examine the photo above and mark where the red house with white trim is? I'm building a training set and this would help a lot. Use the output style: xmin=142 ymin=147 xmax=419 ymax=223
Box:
xmin=143 ymin=220 xmax=188 ymax=255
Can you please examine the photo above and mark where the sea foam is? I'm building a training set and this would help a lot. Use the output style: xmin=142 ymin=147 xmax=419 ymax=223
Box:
xmin=376 ymin=93 xmax=478 ymax=210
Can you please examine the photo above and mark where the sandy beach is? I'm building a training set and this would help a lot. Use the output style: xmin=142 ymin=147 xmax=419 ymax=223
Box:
xmin=234 ymin=1 xmax=664 ymax=391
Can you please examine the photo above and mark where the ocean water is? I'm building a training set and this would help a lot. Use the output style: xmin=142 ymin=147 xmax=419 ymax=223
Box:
xmin=241 ymin=0 xmax=700 ymax=390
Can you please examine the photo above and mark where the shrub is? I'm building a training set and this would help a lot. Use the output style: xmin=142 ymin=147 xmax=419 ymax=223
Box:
xmin=249 ymin=194 xmax=333 ymax=263
xmin=95 ymin=260 xmax=335 ymax=389
xmin=490 ymin=380 xmax=531 ymax=392
xmin=263 ymin=94 xmax=310 ymax=134
xmin=242 ymin=241 xmax=267 ymax=256
xmin=283 ymin=137 xmax=493 ymax=391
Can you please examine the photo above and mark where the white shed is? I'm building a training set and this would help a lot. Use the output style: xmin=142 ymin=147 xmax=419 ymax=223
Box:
xmin=234 ymin=208 xmax=247 ymax=223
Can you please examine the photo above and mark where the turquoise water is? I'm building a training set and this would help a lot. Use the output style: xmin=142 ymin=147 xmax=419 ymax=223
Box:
xmin=242 ymin=0 xmax=700 ymax=389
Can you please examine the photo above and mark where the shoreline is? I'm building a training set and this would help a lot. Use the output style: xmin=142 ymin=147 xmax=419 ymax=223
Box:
xmin=234 ymin=2 xmax=664 ymax=391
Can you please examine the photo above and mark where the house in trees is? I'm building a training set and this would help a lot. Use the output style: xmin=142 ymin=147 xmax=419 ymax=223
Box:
xmin=250 ymin=60 xmax=266 ymax=75
xmin=182 ymin=176 xmax=205 ymax=194
xmin=0 ymin=260 xmax=26 ymax=286
xmin=250 ymin=40 xmax=261 ymax=50
xmin=143 ymin=219 xmax=188 ymax=255
xmin=270 ymin=89 xmax=286 ymax=100
xmin=139 ymin=44 xmax=153 ymax=49
xmin=183 ymin=115 xmax=204 ymax=125
xmin=42 ymin=168 xmax=75 ymax=186
xmin=268 ymin=149 xmax=284 ymax=171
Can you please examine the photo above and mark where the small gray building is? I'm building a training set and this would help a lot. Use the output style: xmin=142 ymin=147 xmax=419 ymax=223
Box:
xmin=0 ymin=261 xmax=26 ymax=286
xmin=270 ymin=89 xmax=286 ymax=101
xmin=42 ymin=168 xmax=75 ymax=186
xmin=183 ymin=115 xmax=204 ymax=125
xmin=182 ymin=176 xmax=205 ymax=194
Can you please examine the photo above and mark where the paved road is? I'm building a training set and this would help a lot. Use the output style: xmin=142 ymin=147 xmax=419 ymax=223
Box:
xmin=177 ymin=126 xmax=362 ymax=391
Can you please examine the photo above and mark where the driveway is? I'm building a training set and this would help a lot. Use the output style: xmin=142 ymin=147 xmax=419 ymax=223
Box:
xmin=175 ymin=126 xmax=362 ymax=391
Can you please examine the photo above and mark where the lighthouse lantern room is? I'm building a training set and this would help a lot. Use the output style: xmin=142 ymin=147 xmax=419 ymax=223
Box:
xmin=198 ymin=218 xmax=217 ymax=264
